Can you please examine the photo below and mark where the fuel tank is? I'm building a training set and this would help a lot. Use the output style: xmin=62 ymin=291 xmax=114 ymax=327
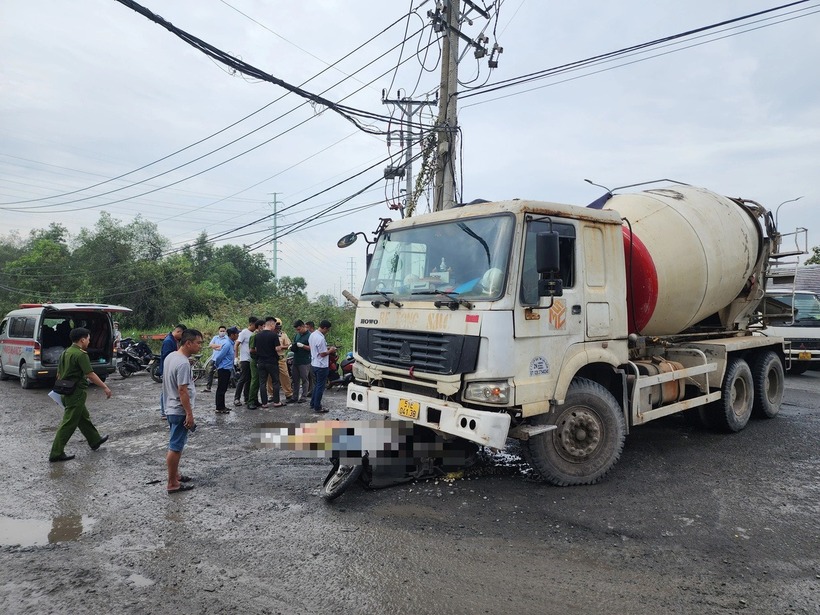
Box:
xmin=604 ymin=186 xmax=763 ymax=336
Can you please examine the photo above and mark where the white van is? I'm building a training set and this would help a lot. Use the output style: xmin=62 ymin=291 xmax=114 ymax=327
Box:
xmin=762 ymin=290 xmax=820 ymax=375
xmin=0 ymin=303 xmax=131 ymax=388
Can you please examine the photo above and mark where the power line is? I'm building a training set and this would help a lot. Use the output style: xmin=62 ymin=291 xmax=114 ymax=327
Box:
xmin=113 ymin=0 xmax=424 ymax=135
xmin=217 ymin=0 xmax=379 ymax=93
xmin=459 ymin=0 xmax=819 ymax=102
xmin=1 ymin=27 xmax=436 ymax=217
xmin=0 ymin=8 xmax=416 ymax=207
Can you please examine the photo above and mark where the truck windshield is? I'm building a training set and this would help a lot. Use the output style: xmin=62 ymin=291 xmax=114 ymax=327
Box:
xmin=361 ymin=214 xmax=515 ymax=301
xmin=771 ymin=292 xmax=820 ymax=325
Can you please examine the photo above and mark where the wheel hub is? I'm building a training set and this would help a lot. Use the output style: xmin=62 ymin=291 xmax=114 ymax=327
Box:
xmin=558 ymin=409 xmax=601 ymax=458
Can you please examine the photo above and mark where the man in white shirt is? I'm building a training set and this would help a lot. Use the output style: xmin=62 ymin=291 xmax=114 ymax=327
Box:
xmin=233 ymin=316 xmax=259 ymax=406
xmin=308 ymin=320 xmax=336 ymax=414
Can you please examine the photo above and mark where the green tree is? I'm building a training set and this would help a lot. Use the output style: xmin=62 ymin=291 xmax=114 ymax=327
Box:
xmin=805 ymin=246 xmax=820 ymax=265
xmin=3 ymin=224 xmax=72 ymax=304
xmin=273 ymin=276 xmax=308 ymax=298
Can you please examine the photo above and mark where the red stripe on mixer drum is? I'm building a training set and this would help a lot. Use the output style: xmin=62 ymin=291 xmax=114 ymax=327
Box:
xmin=622 ymin=226 xmax=658 ymax=334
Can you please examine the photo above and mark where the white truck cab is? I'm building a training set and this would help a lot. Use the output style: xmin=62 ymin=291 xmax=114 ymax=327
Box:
xmin=762 ymin=290 xmax=820 ymax=374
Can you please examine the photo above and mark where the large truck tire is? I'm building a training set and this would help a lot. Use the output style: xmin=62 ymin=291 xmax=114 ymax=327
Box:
xmin=525 ymin=378 xmax=626 ymax=486
xmin=702 ymin=357 xmax=754 ymax=433
xmin=751 ymin=351 xmax=784 ymax=419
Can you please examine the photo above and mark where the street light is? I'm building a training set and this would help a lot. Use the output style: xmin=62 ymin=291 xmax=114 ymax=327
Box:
xmin=774 ymin=196 xmax=803 ymax=228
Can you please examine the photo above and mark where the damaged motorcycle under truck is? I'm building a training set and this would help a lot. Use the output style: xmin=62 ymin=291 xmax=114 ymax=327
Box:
xmin=337 ymin=184 xmax=798 ymax=488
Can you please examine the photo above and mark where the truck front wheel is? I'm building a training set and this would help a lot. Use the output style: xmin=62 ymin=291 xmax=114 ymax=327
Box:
xmin=525 ymin=378 xmax=626 ymax=486
xmin=751 ymin=351 xmax=783 ymax=419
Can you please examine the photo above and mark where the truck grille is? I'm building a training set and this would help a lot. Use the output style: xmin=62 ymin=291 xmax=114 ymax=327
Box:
xmin=790 ymin=339 xmax=820 ymax=350
xmin=356 ymin=329 xmax=479 ymax=375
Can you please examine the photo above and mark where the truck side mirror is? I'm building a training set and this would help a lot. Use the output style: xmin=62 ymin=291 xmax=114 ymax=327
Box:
xmin=536 ymin=231 xmax=560 ymax=274
xmin=337 ymin=233 xmax=358 ymax=249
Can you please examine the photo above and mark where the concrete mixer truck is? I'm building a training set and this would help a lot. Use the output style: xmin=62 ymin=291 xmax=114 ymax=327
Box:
xmin=340 ymin=184 xmax=789 ymax=485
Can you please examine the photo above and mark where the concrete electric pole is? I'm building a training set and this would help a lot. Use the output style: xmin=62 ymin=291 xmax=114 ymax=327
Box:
xmin=429 ymin=0 xmax=499 ymax=211
xmin=433 ymin=0 xmax=461 ymax=211
xmin=382 ymin=95 xmax=436 ymax=216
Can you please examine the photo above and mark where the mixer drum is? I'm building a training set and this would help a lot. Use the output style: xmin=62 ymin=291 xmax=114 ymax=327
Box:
xmin=605 ymin=186 xmax=763 ymax=336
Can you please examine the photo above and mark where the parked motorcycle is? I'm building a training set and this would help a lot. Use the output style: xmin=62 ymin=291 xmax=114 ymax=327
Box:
xmin=117 ymin=338 xmax=161 ymax=379
xmin=327 ymin=348 xmax=355 ymax=389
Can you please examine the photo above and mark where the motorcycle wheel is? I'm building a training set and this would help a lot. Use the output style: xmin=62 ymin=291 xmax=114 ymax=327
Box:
xmin=150 ymin=362 xmax=162 ymax=383
xmin=321 ymin=461 xmax=363 ymax=501
xmin=118 ymin=363 xmax=133 ymax=378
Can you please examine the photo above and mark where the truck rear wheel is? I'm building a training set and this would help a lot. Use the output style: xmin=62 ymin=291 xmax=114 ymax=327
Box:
xmin=751 ymin=351 xmax=783 ymax=419
xmin=702 ymin=357 xmax=754 ymax=432
xmin=525 ymin=378 xmax=625 ymax=486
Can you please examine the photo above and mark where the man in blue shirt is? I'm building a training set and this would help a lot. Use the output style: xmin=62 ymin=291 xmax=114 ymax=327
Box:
xmin=213 ymin=327 xmax=240 ymax=413
xmin=158 ymin=324 xmax=186 ymax=419
xmin=203 ymin=325 xmax=228 ymax=393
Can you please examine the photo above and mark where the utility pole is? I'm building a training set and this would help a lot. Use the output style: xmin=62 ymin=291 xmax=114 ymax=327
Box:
xmin=269 ymin=193 xmax=279 ymax=279
xmin=433 ymin=0 xmax=461 ymax=211
xmin=426 ymin=1 xmax=500 ymax=211
xmin=382 ymin=95 xmax=436 ymax=215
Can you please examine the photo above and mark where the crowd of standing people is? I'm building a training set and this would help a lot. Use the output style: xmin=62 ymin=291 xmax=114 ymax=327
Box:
xmin=201 ymin=316 xmax=336 ymax=414
xmin=47 ymin=315 xmax=338 ymax=496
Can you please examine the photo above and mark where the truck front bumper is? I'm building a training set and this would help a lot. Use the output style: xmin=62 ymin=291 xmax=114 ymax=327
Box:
xmin=346 ymin=383 xmax=511 ymax=449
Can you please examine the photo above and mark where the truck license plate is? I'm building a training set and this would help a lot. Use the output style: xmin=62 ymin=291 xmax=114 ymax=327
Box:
xmin=798 ymin=351 xmax=811 ymax=361
xmin=397 ymin=399 xmax=420 ymax=419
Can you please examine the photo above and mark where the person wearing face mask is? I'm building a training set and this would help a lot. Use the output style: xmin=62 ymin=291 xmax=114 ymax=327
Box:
xmin=203 ymin=325 xmax=228 ymax=393
xmin=213 ymin=327 xmax=240 ymax=413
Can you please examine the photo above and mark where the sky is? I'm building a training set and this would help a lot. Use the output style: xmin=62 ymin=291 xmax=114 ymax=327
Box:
xmin=2 ymin=0 xmax=819 ymax=304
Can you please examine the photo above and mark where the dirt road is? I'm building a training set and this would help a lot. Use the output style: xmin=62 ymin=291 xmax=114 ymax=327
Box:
xmin=1 ymin=370 xmax=819 ymax=614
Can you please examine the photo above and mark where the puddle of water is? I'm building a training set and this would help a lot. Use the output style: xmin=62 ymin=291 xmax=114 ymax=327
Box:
xmin=0 ymin=514 xmax=97 ymax=547
xmin=127 ymin=573 xmax=155 ymax=587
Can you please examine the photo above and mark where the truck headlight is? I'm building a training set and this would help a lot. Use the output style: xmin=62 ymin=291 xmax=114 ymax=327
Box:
xmin=464 ymin=382 xmax=510 ymax=404
xmin=352 ymin=362 xmax=368 ymax=382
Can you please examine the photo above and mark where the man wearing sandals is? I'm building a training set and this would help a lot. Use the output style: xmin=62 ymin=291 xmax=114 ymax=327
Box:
xmin=163 ymin=328 xmax=203 ymax=494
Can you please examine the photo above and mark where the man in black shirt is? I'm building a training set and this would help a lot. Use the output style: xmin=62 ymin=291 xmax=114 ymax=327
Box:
xmin=254 ymin=317 xmax=283 ymax=408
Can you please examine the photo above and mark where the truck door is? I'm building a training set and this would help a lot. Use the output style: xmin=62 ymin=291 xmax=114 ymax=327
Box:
xmin=513 ymin=218 xmax=584 ymax=408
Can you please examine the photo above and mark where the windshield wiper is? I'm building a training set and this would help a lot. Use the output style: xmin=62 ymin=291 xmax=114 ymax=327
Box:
xmin=412 ymin=290 xmax=474 ymax=310
xmin=361 ymin=290 xmax=403 ymax=308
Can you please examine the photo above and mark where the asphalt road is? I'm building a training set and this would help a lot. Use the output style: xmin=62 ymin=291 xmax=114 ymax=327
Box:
xmin=1 ymin=369 xmax=818 ymax=614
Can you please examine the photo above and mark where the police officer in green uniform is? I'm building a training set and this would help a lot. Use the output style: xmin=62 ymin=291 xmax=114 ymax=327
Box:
xmin=246 ymin=327 xmax=260 ymax=410
xmin=49 ymin=327 xmax=112 ymax=462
